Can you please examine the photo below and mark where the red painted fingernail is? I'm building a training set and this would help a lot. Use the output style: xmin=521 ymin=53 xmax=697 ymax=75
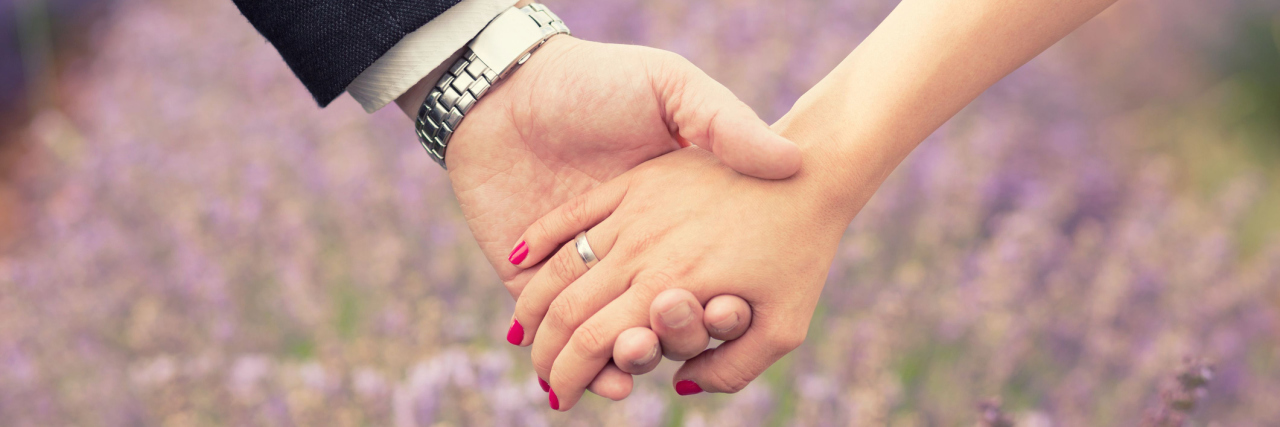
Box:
xmin=549 ymin=388 xmax=560 ymax=410
xmin=508 ymin=241 xmax=528 ymax=265
xmin=675 ymin=380 xmax=703 ymax=396
xmin=538 ymin=377 xmax=550 ymax=392
xmin=506 ymin=319 xmax=524 ymax=345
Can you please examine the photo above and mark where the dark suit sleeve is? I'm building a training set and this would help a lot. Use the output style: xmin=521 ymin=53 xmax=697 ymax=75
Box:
xmin=232 ymin=0 xmax=464 ymax=107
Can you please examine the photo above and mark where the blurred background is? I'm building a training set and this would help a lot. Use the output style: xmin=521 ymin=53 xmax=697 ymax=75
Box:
xmin=1 ymin=0 xmax=1278 ymax=425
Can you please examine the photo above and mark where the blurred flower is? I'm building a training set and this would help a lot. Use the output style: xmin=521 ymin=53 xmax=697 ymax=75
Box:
xmin=0 ymin=0 xmax=1276 ymax=425
xmin=1142 ymin=358 xmax=1215 ymax=427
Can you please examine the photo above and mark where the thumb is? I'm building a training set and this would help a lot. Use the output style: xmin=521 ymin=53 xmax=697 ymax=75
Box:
xmin=670 ymin=323 xmax=803 ymax=394
xmin=652 ymin=54 xmax=802 ymax=180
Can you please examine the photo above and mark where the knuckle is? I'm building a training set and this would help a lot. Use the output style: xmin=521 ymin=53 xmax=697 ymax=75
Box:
xmin=546 ymin=245 xmax=581 ymax=284
xmin=527 ymin=220 xmax=553 ymax=244
xmin=571 ymin=325 xmax=613 ymax=360
xmin=546 ymin=293 xmax=584 ymax=331
xmin=621 ymin=229 xmax=663 ymax=258
xmin=634 ymin=269 xmax=678 ymax=293
xmin=532 ymin=350 xmax=555 ymax=375
xmin=559 ymin=195 xmax=591 ymax=230
xmin=708 ymin=361 xmax=756 ymax=393
xmin=641 ymin=48 xmax=695 ymax=91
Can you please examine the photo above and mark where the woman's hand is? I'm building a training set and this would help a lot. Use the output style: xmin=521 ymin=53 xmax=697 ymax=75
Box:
xmin=508 ymin=147 xmax=860 ymax=410
xmin=497 ymin=0 xmax=1119 ymax=409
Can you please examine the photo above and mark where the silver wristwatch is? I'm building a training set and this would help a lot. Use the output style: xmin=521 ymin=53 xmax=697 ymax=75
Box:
xmin=415 ymin=4 xmax=570 ymax=169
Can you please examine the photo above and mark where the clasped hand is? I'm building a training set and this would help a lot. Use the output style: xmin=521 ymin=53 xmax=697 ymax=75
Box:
xmin=510 ymin=147 xmax=852 ymax=410
xmin=424 ymin=35 xmax=847 ymax=410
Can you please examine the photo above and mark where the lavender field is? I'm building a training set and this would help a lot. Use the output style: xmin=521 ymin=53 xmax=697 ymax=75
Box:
xmin=2 ymin=0 xmax=1279 ymax=425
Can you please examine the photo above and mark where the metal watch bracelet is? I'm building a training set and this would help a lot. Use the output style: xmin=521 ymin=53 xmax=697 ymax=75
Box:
xmin=415 ymin=4 xmax=570 ymax=169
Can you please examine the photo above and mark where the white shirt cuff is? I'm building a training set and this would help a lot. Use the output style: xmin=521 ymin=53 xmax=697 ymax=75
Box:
xmin=346 ymin=0 xmax=519 ymax=113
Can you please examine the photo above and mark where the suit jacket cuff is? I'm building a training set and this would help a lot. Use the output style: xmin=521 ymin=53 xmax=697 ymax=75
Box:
xmin=347 ymin=0 xmax=519 ymax=113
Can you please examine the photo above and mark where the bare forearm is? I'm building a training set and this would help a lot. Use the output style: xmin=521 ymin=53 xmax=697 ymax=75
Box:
xmin=779 ymin=0 xmax=1117 ymax=216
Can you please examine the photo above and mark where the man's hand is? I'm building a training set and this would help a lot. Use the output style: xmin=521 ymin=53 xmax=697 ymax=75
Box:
xmin=441 ymin=36 xmax=799 ymax=296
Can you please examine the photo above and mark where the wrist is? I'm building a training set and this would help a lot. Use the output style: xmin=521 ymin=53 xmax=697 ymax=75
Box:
xmin=401 ymin=3 xmax=572 ymax=168
xmin=395 ymin=47 xmax=468 ymax=118
xmin=495 ymin=35 xmax=581 ymax=98
xmin=395 ymin=1 xmax=540 ymax=117
xmin=771 ymin=106 xmax=899 ymax=226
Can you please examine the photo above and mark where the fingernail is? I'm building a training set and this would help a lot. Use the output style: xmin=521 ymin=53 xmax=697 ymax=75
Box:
xmin=549 ymin=388 xmax=560 ymax=410
xmin=675 ymin=380 xmax=703 ymax=396
xmin=507 ymin=319 xmax=524 ymax=345
xmin=538 ymin=377 xmax=550 ymax=392
xmin=508 ymin=241 xmax=528 ymax=265
xmin=633 ymin=342 xmax=660 ymax=368
xmin=660 ymin=302 xmax=694 ymax=329
xmin=709 ymin=312 xmax=740 ymax=334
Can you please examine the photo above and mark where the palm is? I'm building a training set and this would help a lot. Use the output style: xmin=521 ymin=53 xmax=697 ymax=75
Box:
xmin=444 ymin=38 xmax=683 ymax=296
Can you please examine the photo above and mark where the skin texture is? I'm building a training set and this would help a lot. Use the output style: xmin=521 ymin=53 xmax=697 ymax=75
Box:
xmin=511 ymin=0 xmax=1121 ymax=410
xmin=444 ymin=36 xmax=799 ymax=298
xmin=395 ymin=36 xmax=790 ymax=399
xmin=513 ymin=147 xmax=862 ymax=409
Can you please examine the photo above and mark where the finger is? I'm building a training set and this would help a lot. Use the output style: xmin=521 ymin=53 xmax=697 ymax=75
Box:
xmin=507 ymin=173 xmax=630 ymax=269
xmin=509 ymin=223 xmax=618 ymax=346
xmin=671 ymin=323 xmax=805 ymax=395
xmin=649 ymin=289 xmax=710 ymax=361
xmin=547 ymin=273 xmax=670 ymax=411
xmin=530 ymin=256 xmax=630 ymax=384
xmin=651 ymin=52 xmax=801 ymax=180
xmin=585 ymin=361 xmax=633 ymax=401
xmin=613 ymin=327 xmax=661 ymax=375
xmin=703 ymin=294 xmax=751 ymax=341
